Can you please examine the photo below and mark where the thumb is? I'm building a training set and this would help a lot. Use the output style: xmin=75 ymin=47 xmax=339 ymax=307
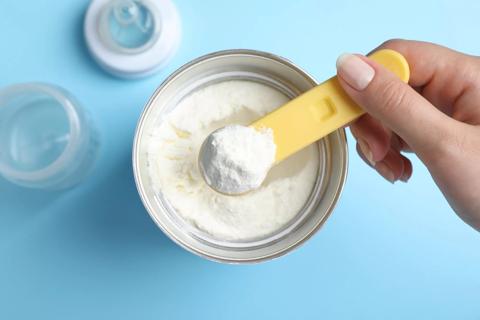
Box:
xmin=336 ymin=53 xmax=456 ymax=156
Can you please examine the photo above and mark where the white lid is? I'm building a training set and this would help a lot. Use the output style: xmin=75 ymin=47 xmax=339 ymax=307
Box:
xmin=84 ymin=0 xmax=181 ymax=78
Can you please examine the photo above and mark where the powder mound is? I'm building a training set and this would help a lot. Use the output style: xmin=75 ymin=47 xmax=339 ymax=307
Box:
xmin=148 ymin=80 xmax=319 ymax=240
xmin=200 ymin=125 xmax=276 ymax=194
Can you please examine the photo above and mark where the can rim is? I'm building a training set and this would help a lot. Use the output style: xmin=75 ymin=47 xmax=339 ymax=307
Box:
xmin=132 ymin=49 xmax=348 ymax=264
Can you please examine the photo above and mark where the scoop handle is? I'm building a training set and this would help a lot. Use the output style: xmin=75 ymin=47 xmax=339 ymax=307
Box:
xmin=251 ymin=49 xmax=410 ymax=162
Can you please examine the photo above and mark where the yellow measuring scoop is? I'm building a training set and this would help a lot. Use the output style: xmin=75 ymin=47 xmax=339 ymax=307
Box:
xmin=251 ymin=49 xmax=410 ymax=163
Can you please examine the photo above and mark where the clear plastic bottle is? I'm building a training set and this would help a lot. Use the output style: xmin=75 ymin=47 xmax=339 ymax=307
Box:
xmin=0 ymin=83 xmax=99 ymax=190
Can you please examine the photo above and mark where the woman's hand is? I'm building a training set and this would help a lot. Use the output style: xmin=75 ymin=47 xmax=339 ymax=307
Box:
xmin=336 ymin=39 xmax=480 ymax=230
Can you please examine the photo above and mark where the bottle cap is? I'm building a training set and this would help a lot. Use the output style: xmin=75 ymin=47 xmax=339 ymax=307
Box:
xmin=84 ymin=0 xmax=181 ymax=78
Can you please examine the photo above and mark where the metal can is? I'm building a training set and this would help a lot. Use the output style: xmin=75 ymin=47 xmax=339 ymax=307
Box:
xmin=133 ymin=50 xmax=348 ymax=263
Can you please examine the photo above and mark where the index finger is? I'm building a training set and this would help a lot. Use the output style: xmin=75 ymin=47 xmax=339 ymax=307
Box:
xmin=373 ymin=39 xmax=480 ymax=115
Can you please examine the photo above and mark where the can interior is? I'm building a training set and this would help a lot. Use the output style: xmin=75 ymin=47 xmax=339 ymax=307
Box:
xmin=134 ymin=50 xmax=347 ymax=263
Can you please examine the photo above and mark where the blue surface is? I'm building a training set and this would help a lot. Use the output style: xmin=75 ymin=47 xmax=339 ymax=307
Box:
xmin=1 ymin=0 xmax=479 ymax=319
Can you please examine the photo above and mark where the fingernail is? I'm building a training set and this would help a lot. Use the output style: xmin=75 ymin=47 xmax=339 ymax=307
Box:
xmin=336 ymin=53 xmax=375 ymax=91
xmin=375 ymin=162 xmax=395 ymax=184
xmin=357 ymin=138 xmax=375 ymax=166
xmin=400 ymin=171 xmax=411 ymax=183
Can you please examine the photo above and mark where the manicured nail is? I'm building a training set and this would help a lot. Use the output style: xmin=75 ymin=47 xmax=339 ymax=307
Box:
xmin=400 ymin=171 xmax=411 ymax=183
xmin=357 ymin=138 xmax=375 ymax=166
xmin=375 ymin=162 xmax=395 ymax=184
xmin=336 ymin=53 xmax=375 ymax=91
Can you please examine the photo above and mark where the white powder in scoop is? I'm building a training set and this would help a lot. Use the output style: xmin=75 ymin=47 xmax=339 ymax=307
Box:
xmin=199 ymin=125 xmax=276 ymax=194
xmin=147 ymin=80 xmax=319 ymax=241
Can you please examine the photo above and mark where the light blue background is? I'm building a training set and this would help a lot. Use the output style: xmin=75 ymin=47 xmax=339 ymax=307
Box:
xmin=1 ymin=0 xmax=479 ymax=319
